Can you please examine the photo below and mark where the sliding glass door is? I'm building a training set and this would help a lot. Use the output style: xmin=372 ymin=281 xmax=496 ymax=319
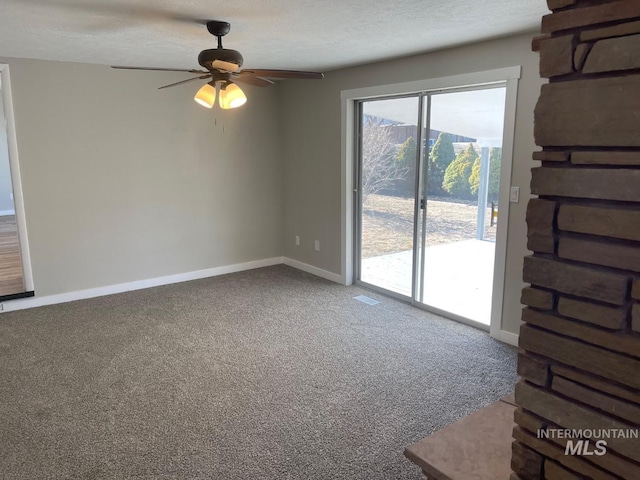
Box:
xmin=417 ymin=87 xmax=506 ymax=324
xmin=356 ymin=84 xmax=507 ymax=326
xmin=357 ymin=96 xmax=421 ymax=297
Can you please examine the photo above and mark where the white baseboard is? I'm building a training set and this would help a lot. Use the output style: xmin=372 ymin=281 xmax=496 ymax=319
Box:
xmin=0 ymin=209 xmax=15 ymax=216
xmin=283 ymin=257 xmax=343 ymax=284
xmin=498 ymin=330 xmax=519 ymax=347
xmin=1 ymin=257 xmax=284 ymax=313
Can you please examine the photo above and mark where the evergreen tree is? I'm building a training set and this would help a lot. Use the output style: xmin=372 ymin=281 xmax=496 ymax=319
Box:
xmin=427 ymin=132 xmax=455 ymax=196
xmin=469 ymin=157 xmax=481 ymax=196
xmin=395 ymin=136 xmax=417 ymax=167
xmin=469 ymin=147 xmax=502 ymax=199
xmin=488 ymin=148 xmax=502 ymax=202
xmin=443 ymin=143 xmax=478 ymax=199
xmin=394 ymin=136 xmax=417 ymax=196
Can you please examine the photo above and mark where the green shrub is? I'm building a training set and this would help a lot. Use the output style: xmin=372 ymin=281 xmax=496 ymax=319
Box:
xmin=427 ymin=133 xmax=455 ymax=196
xmin=488 ymin=148 xmax=502 ymax=202
xmin=393 ymin=136 xmax=417 ymax=196
xmin=395 ymin=136 xmax=417 ymax=170
xmin=443 ymin=143 xmax=478 ymax=199
xmin=469 ymin=146 xmax=502 ymax=199
xmin=469 ymin=157 xmax=481 ymax=196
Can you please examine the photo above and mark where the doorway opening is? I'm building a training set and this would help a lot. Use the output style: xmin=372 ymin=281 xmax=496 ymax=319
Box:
xmin=0 ymin=65 xmax=33 ymax=300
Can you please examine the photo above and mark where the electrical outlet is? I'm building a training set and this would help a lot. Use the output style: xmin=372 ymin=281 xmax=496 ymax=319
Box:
xmin=295 ymin=235 xmax=300 ymax=246
xmin=314 ymin=240 xmax=320 ymax=252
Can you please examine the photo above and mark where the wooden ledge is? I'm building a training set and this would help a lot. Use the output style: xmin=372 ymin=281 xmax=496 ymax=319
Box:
xmin=404 ymin=395 xmax=516 ymax=480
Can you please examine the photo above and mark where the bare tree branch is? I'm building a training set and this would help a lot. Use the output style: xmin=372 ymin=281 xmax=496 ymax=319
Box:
xmin=361 ymin=117 xmax=408 ymax=203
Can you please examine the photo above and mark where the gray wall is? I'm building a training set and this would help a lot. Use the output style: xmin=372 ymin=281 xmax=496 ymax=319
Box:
xmin=1 ymin=33 xmax=541 ymax=335
xmin=279 ymin=33 xmax=544 ymax=335
xmin=0 ymin=90 xmax=16 ymax=213
xmin=2 ymin=57 xmax=284 ymax=296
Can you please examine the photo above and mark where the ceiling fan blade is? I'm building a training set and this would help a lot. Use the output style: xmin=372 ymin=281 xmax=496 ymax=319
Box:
xmin=158 ymin=75 xmax=211 ymax=90
xmin=112 ymin=66 xmax=209 ymax=75
xmin=240 ymin=69 xmax=324 ymax=80
xmin=232 ymin=75 xmax=274 ymax=88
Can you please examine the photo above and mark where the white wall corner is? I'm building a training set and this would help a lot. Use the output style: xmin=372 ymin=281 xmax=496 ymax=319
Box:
xmin=498 ymin=329 xmax=519 ymax=347
xmin=283 ymin=257 xmax=343 ymax=284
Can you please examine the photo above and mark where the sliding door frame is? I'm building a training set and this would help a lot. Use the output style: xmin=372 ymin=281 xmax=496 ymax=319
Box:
xmin=412 ymin=94 xmax=427 ymax=303
xmin=341 ymin=66 xmax=521 ymax=338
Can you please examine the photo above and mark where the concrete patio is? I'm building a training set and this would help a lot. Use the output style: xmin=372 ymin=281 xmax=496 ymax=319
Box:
xmin=361 ymin=239 xmax=495 ymax=325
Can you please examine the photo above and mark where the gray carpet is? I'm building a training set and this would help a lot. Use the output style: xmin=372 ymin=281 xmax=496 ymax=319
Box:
xmin=0 ymin=265 xmax=517 ymax=479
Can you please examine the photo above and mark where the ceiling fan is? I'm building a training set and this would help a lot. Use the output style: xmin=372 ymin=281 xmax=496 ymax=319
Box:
xmin=112 ymin=20 xmax=324 ymax=110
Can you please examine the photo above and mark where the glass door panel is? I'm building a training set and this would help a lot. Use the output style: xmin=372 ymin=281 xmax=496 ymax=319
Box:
xmin=357 ymin=96 xmax=420 ymax=297
xmin=418 ymin=87 xmax=506 ymax=324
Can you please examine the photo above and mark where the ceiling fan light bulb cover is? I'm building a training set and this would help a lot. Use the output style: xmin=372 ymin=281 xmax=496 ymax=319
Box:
xmin=211 ymin=59 xmax=240 ymax=73
xmin=194 ymin=83 xmax=216 ymax=108
xmin=198 ymin=49 xmax=244 ymax=71
xmin=220 ymin=83 xmax=247 ymax=109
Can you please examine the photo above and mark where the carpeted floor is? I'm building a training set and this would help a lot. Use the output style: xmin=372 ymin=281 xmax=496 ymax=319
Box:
xmin=0 ymin=265 xmax=517 ymax=479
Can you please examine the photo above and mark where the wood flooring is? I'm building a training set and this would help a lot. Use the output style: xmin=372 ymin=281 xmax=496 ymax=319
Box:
xmin=0 ymin=215 xmax=25 ymax=297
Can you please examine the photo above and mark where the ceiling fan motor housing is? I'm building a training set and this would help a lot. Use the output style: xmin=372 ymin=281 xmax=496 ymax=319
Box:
xmin=198 ymin=49 xmax=244 ymax=70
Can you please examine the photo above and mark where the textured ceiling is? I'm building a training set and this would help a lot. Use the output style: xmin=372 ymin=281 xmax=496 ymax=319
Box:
xmin=0 ymin=0 xmax=547 ymax=72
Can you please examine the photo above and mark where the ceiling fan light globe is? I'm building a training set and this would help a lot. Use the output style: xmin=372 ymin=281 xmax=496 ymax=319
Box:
xmin=219 ymin=83 xmax=247 ymax=109
xmin=194 ymin=83 xmax=216 ymax=108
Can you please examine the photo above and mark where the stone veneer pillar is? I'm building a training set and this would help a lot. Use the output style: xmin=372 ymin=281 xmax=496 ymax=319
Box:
xmin=512 ymin=1 xmax=640 ymax=479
